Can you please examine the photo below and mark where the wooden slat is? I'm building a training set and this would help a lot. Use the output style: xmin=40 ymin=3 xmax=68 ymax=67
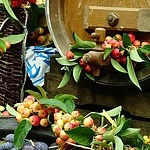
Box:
xmin=84 ymin=6 xmax=150 ymax=31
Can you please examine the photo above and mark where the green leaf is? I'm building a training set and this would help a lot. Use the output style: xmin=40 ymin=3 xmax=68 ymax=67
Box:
xmin=54 ymin=93 xmax=78 ymax=101
xmin=71 ymin=49 xmax=89 ymax=57
xmin=138 ymin=48 xmax=150 ymax=62
xmin=115 ymin=119 xmax=131 ymax=135
xmin=63 ymin=98 xmax=75 ymax=113
xmin=6 ymin=104 xmax=19 ymax=117
xmin=2 ymin=0 xmax=18 ymax=21
xmin=27 ymin=3 xmax=39 ymax=31
xmin=111 ymin=58 xmax=128 ymax=73
xmin=66 ymin=127 xmax=95 ymax=146
xmin=14 ymin=120 xmax=32 ymax=149
xmin=0 ymin=39 xmax=6 ymax=52
xmin=90 ymin=106 xmax=122 ymax=118
xmin=85 ymin=72 xmax=95 ymax=81
xmin=105 ymin=106 xmax=122 ymax=117
xmin=104 ymin=48 xmax=112 ymax=60
xmin=57 ymin=71 xmax=71 ymax=88
xmin=36 ymin=86 xmax=48 ymax=98
xmin=122 ymin=33 xmax=132 ymax=48
xmin=71 ymin=32 xmax=96 ymax=49
xmin=127 ymin=56 xmax=141 ymax=90
xmin=119 ymin=128 xmax=141 ymax=139
xmin=40 ymin=98 xmax=68 ymax=112
xmin=56 ymin=57 xmax=78 ymax=66
xmin=73 ymin=64 xmax=82 ymax=82
xmin=0 ymin=34 xmax=25 ymax=44
xmin=130 ymin=47 xmax=144 ymax=62
xmin=140 ymin=45 xmax=150 ymax=54
xmin=25 ymin=90 xmax=43 ymax=100
xmin=114 ymin=136 xmax=124 ymax=150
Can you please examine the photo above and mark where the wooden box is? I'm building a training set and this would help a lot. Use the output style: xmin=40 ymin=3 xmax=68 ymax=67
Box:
xmin=44 ymin=0 xmax=150 ymax=134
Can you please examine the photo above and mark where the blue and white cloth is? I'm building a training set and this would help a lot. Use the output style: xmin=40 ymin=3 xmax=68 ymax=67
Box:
xmin=25 ymin=46 xmax=58 ymax=86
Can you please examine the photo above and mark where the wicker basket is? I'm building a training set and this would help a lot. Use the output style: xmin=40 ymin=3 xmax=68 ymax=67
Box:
xmin=0 ymin=4 xmax=26 ymax=106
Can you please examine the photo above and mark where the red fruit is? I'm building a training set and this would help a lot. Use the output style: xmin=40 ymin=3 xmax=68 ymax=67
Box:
xmin=102 ymin=42 xmax=111 ymax=50
xmin=38 ymin=109 xmax=48 ymax=118
xmin=56 ymin=137 xmax=64 ymax=146
xmin=79 ymin=58 xmax=86 ymax=67
xmin=5 ymin=41 xmax=11 ymax=49
xmin=59 ymin=130 xmax=69 ymax=141
xmin=95 ymin=134 xmax=103 ymax=142
xmin=29 ymin=115 xmax=41 ymax=127
xmin=115 ymin=34 xmax=122 ymax=41
xmin=2 ymin=111 xmax=10 ymax=117
xmin=83 ymin=116 xmax=94 ymax=128
xmin=133 ymin=40 xmax=141 ymax=47
xmin=11 ymin=0 xmax=23 ymax=8
xmin=111 ymin=48 xmax=121 ymax=59
xmin=128 ymin=33 xmax=136 ymax=42
xmin=66 ymin=50 xmax=74 ymax=59
xmin=97 ymin=127 xmax=106 ymax=134
xmin=64 ymin=122 xmax=74 ymax=131
xmin=40 ymin=118 xmax=49 ymax=127
xmin=71 ymin=111 xmax=80 ymax=119
xmin=120 ymin=56 xmax=127 ymax=65
xmin=109 ymin=39 xmax=119 ymax=47
xmin=83 ymin=64 xmax=93 ymax=73
xmin=105 ymin=36 xmax=112 ymax=42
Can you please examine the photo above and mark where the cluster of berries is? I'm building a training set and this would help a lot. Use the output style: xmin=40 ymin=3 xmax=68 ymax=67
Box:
xmin=28 ymin=27 xmax=53 ymax=46
xmin=0 ymin=133 xmax=49 ymax=150
xmin=66 ymin=50 xmax=94 ymax=74
xmin=15 ymin=95 xmax=52 ymax=128
xmin=52 ymin=110 xmax=81 ymax=147
xmin=52 ymin=109 xmax=109 ymax=149
xmin=102 ymin=33 xmax=149 ymax=65
xmin=11 ymin=0 xmax=36 ymax=8
xmin=65 ymin=33 xmax=150 ymax=76
xmin=143 ymin=135 xmax=150 ymax=145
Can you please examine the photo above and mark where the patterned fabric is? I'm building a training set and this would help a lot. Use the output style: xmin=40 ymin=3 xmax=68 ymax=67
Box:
xmin=25 ymin=46 xmax=58 ymax=86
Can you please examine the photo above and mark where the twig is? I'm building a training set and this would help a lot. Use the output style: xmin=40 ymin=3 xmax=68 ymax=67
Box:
xmin=65 ymin=142 xmax=93 ymax=150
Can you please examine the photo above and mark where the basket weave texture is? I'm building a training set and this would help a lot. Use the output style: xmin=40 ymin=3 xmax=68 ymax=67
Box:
xmin=0 ymin=4 xmax=26 ymax=106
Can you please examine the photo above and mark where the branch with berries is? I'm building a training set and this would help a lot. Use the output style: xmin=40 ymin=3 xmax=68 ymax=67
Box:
xmin=56 ymin=32 xmax=150 ymax=90
xmin=3 ymin=87 xmax=150 ymax=150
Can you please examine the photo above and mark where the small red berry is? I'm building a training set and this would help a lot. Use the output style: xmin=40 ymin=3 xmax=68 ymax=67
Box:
xmin=83 ymin=64 xmax=93 ymax=73
xmin=79 ymin=58 xmax=87 ymax=67
xmin=111 ymin=48 xmax=121 ymax=59
xmin=66 ymin=50 xmax=74 ymax=59
xmin=128 ymin=33 xmax=136 ymax=43
xmin=133 ymin=40 xmax=141 ymax=47
xmin=120 ymin=56 xmax=127 ymax=65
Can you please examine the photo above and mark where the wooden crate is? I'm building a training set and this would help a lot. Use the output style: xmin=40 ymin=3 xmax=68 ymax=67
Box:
xmin=45 ymin=0 xmax=150 ymax=134
xmin=44 ymin=56 xmax=150 ymax=134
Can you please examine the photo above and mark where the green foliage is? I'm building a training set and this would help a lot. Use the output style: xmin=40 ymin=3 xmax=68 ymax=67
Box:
xmin=66 ymin=127 xmax=95 ymax=146
xmin=27 ymin=3 xmax=41 ymax=31
xmin=127 ymin=56 xmax=141 ymax=90
xmin=6 ymin=104 xmax=19 ymax=116
xmin=55 ymin=33 xmax=96 ymax=89
xmin=0 ymin=34 xmax=25 ymax=44
xmin=57 ymin=70 xmax=71 ymax=88
xmin=40 ymin=93 xmax=76 ymax=113
xmin=14 ymin=120 xmax=32 ymax=149
xmin=2 ymin=0 xmax=19 ymax=21
xmin=0 ymin=39 xmax=6 ymax=52
xmin=71 ymin=32 xmax=96 ymax=49
xmin=111 ymin=58 xmax=128 ymax=73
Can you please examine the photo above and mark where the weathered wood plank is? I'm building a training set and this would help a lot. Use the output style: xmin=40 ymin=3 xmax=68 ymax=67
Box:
xmin=44 ymin=72 xmax=150 ymax=120
xmin=84 ymin=6 xmax=150 ymax=31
